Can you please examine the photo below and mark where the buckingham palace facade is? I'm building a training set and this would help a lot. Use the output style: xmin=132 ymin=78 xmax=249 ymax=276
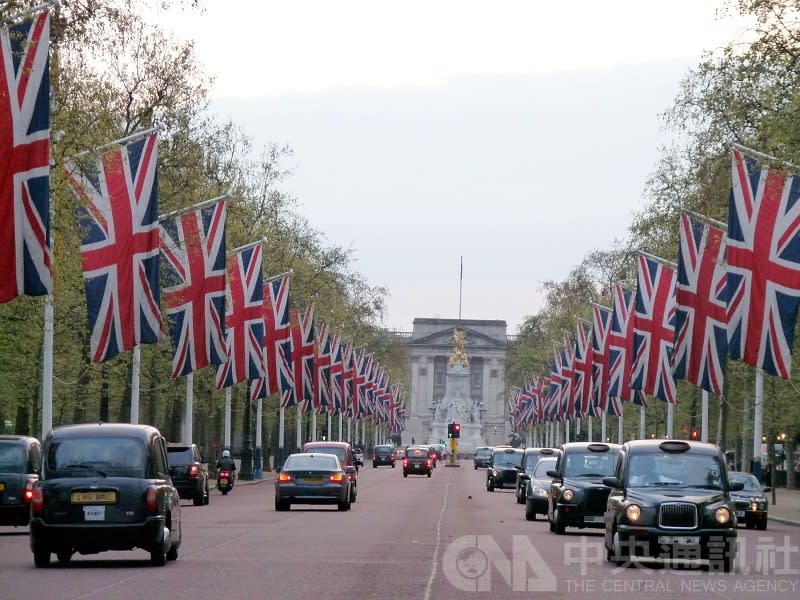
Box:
xmin=401 ymin=318 xmax=509 ymax=447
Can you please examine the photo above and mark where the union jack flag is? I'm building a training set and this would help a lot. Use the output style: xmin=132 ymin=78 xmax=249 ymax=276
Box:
xmin=549 ymin=348 xmax=565 ymax=421
xmin=291 ymin=304 xmax=315 ymax=412
xmin=727 ymin=147 xmax=800 ymax=380
xmin=561 ymin=334 xmax=575 ymax=420
xmin=277 ymin=335 xmax=296 ymax=408
xmin=608 ymin=283 xmax=647 ymax=406
xmin=250 ymin=273 xmax=292 ymax=400
xmin=591 ymin=303 xmax=612 ymax=414
xmin=631 ymin=254 xmax=677 ymax=404
xmin=215 ymin=243 xmax=265 ymax=388
xmin=0 ymin=11 xmax=51 ymax=303
xmin=571 ymin=321 xmax=594 ymax=419
xmin=351 ymin=346 xmax=365 ymax=419
xmin=159 ymin=199 xmax=227 ymax=377
xmin=329 ymin=332 xmax=344 ymax=416
xmin=533 ymin=376 xmax=547 ymax=424
xmin=359 ymin=353 xmax=375 ymax=419
xmin=341 ymin=339 xmax=355 ymax=417
xmin=674 ymin=214 xmax=728 ymax=393
xmin=313 ymin=321 xmax=332 ymax=414
xmin=67 ymin=133 xmax=163 ymax=363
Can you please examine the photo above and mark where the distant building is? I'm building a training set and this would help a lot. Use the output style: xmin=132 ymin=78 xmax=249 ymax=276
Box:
xmin=402 ymin=318 xmax=509 ymax=447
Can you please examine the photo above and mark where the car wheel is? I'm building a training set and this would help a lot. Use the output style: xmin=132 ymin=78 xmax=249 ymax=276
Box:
xmin=193 ymin=492 xmax=203 ymax=506
xmin=392 ymin=463 xmax=395 ymax=468
xmin=33 ymin=547 xmax=50 ymax=568
xmin=487 ymin=480 xmax=494 ymax=492
xmin=609 ymin=530 xmax=629 ymax=566
xmin=150 ymin=544 xmax=167 ymax=567
xmin=474 ymin=465 xmax=478 ymax=470
xmin=167 ymin=544 xmax=179 ymax=561
xmin=427 ymin=471 xmax=431 ymax=478
xmin=404 ymin=472 xmax=408 ymax=478
xmin=516 ymin=489 xmax=525 ymax=504
xmin=756 ymin=519 xmax=767 ymax=531
xmin=553 ymin=509 xmax=565 ymax=535
xmin=373 ymin=463 xmax=377 ymax=468
xmin=745 ymin=519 xmax=754 ymax=529
xmin=338 ymin=498 xmax=349 ymax=511
xmin=350 ymin=486 xmax=357 ymax=503
xmin=204 ymin=485 xmax=210 ymax=505
xmin=722 ymin=553 xmax=735 ymax=573
xmin=275 ymin=498 xmax=289 ymax=511
xmin=525 ymin=502 xmax=536 ymax=521
xmin=56 ymin=550 xmax=72 ymax=564
xmin=221 ymin=489 xmax=228 ymax=495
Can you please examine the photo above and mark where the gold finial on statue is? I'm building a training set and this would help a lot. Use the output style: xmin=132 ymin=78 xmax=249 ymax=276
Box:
xmin=449 ymin=328 xmax=469 ymax=368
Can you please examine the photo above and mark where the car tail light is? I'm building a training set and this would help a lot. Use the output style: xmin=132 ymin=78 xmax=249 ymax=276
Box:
xmin=23 ymin=479 xmax=36 ymax=503
xmin=278 ymin=472 xmax=294 ymax=482
xmin=427 ymin=460 xmax=432 ymax=467
xmin=403 ymin=459 xmax=408 ymax=467
xmin=329 ymin=473 xmax=344 ymax=483
xmin=30 ymin=486 xmax=44 ymax=516
xmin=145 ymin=486 xmax=158 ymax=513
xmin=188 ymin=464 xmax=199 ymax=478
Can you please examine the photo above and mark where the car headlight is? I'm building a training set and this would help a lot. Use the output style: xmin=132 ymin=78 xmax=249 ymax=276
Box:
xmin=715 ymin=507 xmax=731 ymax=525
xmin=625 ymin=504 xmax=642 ymax=523
xmin=750 ymin=502 xmax=758 ymax=511
xmin=492 ymin=470 xmax=498 ymax=477
xmin=532 ymin=486 xmax=548 ymax=497
xmin=562 ymin=489 xmax=574 ymax=502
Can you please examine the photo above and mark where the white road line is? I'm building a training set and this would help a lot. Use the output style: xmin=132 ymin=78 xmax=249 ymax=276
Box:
xmin=423 ymin=469 xmax=452 ymax=600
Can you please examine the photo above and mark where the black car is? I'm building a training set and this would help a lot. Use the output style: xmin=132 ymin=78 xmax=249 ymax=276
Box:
xmin=727 ymin=471 xmax=769 ymax=530
xmin=29 ymin=423 xmax=182 ymax=567
xmin=403 ymin=446 xmax=433 ymax=477
xmin=486 ymin=447 xmax=523 ymax=491
xmin=275 ymin=452 xmax=352 ymax=511
xmin=603 ymin=440 xmax=741 ymax=572
xmin=0 ymin=435 xmax=42 ymax=526
xmin=167 ymin=443 xmax=210 ymax=506
xmin=474 ymin=446 xmax=492 ymax=469
xmin=525 ymin=455 xmax=558 ymax=521
xmin=515 ymin=447 xmax=558 ymax=504
xmin=372 ymin=444 xmax=395 ymax=468
xmin=547 ymin=442 xmax=620 ymax=533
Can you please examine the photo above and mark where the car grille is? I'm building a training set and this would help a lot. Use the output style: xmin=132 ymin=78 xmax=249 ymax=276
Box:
xmin=734 ymin=500 xmax=750 ymax=511
xmin=659 ymin=502 xmax=698 ymax=529
xmin=584 ymin=487 xmax=611 ymax=514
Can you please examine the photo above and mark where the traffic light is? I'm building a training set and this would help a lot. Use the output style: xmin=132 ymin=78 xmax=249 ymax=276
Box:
xmin=447 ymin=423 xmax=454 ymax=439
xmin=453 ymin=423 xmax=461 ymax=439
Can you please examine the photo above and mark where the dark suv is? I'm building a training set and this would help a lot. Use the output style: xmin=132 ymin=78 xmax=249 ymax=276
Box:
xmin=486 ymin=447 xmax=523 ymax=491
xmin=603 ymin=440 xmax=741 ymax=572
xmin=0 ymin=435 xmax=42 ymax=526
xmin=473 ymin=446 xmax=492 ymax=469
xmin=166 ymin=444 xmax=209 ymax=506
xmin=403 ymin=446 xmax=433 ymax=477
xmin=372 ymin=445 xmax=395 ymax=468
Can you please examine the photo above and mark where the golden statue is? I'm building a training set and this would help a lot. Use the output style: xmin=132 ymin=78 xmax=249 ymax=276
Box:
xmin=448 ymin=328 xmax=470 ymax=368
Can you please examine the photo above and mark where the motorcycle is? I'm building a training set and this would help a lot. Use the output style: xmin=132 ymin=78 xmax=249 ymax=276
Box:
xmin=216 ymin=469 xmax=234 ymax=495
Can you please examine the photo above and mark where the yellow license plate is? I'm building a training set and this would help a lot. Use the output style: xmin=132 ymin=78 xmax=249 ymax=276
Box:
xmin=0 ymin=482 xmax=5 ymax=491
xmin=71 ymin=491 xmax=116 ymax=504
xmin=219 ymin=478 xmax=228 ymax=485
xmin=304 ymin=477 xmax=323 ymax=484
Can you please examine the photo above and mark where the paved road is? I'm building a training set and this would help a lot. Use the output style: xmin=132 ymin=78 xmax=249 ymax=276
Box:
xmin=1 ymin=461 xmax=799 ymax=599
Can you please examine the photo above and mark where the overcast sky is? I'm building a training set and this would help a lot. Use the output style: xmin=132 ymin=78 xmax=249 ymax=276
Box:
xmin=155 ymin=1 xmax=751 ymax=333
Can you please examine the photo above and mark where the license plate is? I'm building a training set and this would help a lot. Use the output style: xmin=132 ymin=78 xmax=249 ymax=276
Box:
xmin=658 ymin=535 xmax=699 ymax=545
xmin=219 ymin=478 xmax=228 ymax=485
xmin=414 ymin=464 xmax=420 ymax=469
xmin=736 ymin=511 xmax=745 ymax=518
xmin=71 ymin=490 xmax=116 ymax=504
xmin=584 ymin=515 xmax=604 ymax=523
xmin=0 ymin=482 xmax=4 ymax=491
xmin=304 ymin=477 xmax=322 ymax=484
xmin=83 ymin=505 xmax=105 ymax=521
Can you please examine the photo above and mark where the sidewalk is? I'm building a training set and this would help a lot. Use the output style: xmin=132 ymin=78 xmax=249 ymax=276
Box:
xmin=766 ymin=487 xmax=800 ymax=527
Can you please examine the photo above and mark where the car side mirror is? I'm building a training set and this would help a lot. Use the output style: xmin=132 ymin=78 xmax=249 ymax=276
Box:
xmin=762 ymin=486 xmax=772 ymax=493
xmin=603 ymin=477 xmax=622 ymax=489
xmin=728 ymin=481 xmax=745 ymax=492
xmin=546 ymin=470 xmax=559 ymax=478
xmin=514 ymin=465 xmax=523 ymax=471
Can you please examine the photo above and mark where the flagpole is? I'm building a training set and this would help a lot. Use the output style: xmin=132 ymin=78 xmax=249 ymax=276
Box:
xmin=638 ymin=250 xmax=678 ymax=269
xmin=254 ymin=396 xmax=263 ymax=479
xmin=231 ymin=238 xmax=267 ymax=254
xmin=587 ymin=416 xmax=592 ymax=442
xmin=224 ymin=387 xmax=231 ymax=449
xmin=6 ymin=1 xmax=60 ymax=23
xmin=565 ymin=419 xmax=570 ymax=444
xmin=732 ymin=142 xmax=800 ymax=172
xmin=296 ymin=407 xmax=302 ymax=449
xmin=327 ymin=414 xmax=332 ymax=441
xmin=618 ymin=416 xmax=623 ymax=444
xmin=684 ymin=209 xmax=727 ymax=230
xmin=68 ymin=126 xmax=160 ymax=160
xmin=701 ymin=389 xmax=709 ymax=442
xmin=601 ymin=413 xmax=607 ymax=442
xmin=131 ymin=345 xmax=141 ymax=424
xmin=41 ymin=293 xmax=53 ymax=439
xmin=753 ymin=369 xmax=764 ymax=480
xmin=182 ymin=371 xmax=192 ymax=442
xmin=311 ymin=412 xmax=317 ymax=442
xmin=158 ymin=193 xmax=228 ymax=222
xmin=339 ymin=414 xmax=343 ymax=442
xmin=458 ymin=255 xmax=463 ymax=321
xmin=640 ymin=405 xmax=646 ymax=439
xmin=347 ymin=418 xmax=352 ymax=445
xmin=278 ymin=406 xmax=285 ymax=468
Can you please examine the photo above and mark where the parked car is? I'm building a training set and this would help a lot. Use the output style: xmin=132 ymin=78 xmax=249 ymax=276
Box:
xmin=372 ymin=444 xmax=395 ymax=468
xmin=303 ymin=441 xmax=358 ymax=502
xmin=547 ymin=442 xmax=620 ymax=534
xmin=0 ymin=434 xmax=42 ymax=526
xmin=274 ymin=452 xmax=352 ymax=511
xmin=486 ymin=447 xmax=524 ymax=491
xmin=473 ymin=446 xmax=492 ymax=470
xmin=603 ymin=439 xmax=741 ymax=572
xmin=29 ymin=423 xmax=182 ymax=567
xmin=403 ymin=446 xmax=433 ymax=477
xmin=727 ymin=471 xmax=769 ymax=530
xmin=515 ymin=447 xmax=558 ymax=504
xmin=525 ymin=455 xmax=558 ymax=521
xmin=166 ymin=443 xmax=210 ymax=506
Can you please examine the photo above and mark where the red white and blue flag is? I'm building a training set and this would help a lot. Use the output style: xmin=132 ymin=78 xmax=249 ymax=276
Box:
xmin=608 ymin=283 xmax=647 ymax=406
xmin=67 ymin=133 xmax=164 ymax=363
xmin=251 ymin=273 xmax=292 ymax=400
xmin=674 ymin=214 xmax=728 ymax=393
xmin=291 ymin=304 xmax=315 ymax=412
xmin=571 ymin=321 xmax=594 ymax=419
xmin=341 ymin=340 xmax=355 ymax=417
xmin=631 ymin=254 xmax=677 ymax=404
xmin=215 ymin=243 xmax=265 ymax=388
xmin=329 ymin=332 xmax=344 ymax=416
xmin=726 ymin=147 xmax=800 ymax=380
xmin=351 ymin=346 xmax=365 ymax=419
xmin=561 ymin=333 xmax=575 ymax=420
xmin=549 ymin=347 xmax=566 ymax=421
xmin=313 ymin=321 xmax=332 ymax=414
xmin=591 ymin=303 xmax=612 ymax=414
xmin=159 ymin=199 xmax=227 ymax=377
xmin=0 ymin=11 xmax=52 ymax=303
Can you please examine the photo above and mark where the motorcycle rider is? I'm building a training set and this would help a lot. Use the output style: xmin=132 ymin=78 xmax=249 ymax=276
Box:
xmin=216 ymin=449 xmax=236 ymax=484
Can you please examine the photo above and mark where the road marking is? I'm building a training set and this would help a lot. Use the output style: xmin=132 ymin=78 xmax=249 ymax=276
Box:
xmin=423 ymin=468 xmax=451 ymax=600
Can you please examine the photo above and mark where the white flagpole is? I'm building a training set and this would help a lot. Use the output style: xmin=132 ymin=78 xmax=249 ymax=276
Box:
xmin=667 ymin=403 xmax=674 ymax=438
xmin=701 ymin=390 xmax=709 ymax=442
xmin=183 ymin=372 xmax=192 ymax=443
xmin=565 ymin=419 xmax=570 ymax=443
xmin=131 ymin=346 xmax=141 ymax=424
xmin=311 ymin=412 xmax=317 ymax=442
xmin=753 ymin=370 xmax=764 ymax=479
xmin=640 ymin=405 xmax=646 ymax=439
xmin=254 ymin=397 xmax=263 ymax=478
xmin=601 ymin=413 xmax=607 ymax=442
xmin=618 ymin=416 xmax=623 ymax=444
xmin=224 ymin=387 xmax=231 ymax=449
xmin=339 ymin=414 xmax=343 ymax=442
xmin=587 ymin=416 xmax=593 ymax=442
xmin=327 ymin=414 xmax=332 ymax=441
xmin=362 ymin=420 xmax=366 ymax=449
xmin=278 ymin=406 xmax=285 ymax=467
xmin=296 ymin=407 xmax=302 ymax=449
xmin=41 ymin=293 xmax=53 ymax=439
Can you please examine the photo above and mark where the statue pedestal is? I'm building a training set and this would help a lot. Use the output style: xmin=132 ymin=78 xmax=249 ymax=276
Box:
xmin=430 ymin=363 xmax=485 ymax=455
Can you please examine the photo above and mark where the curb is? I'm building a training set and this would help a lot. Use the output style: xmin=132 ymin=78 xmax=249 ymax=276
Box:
xmin=768 ymin=516 xmax=800 ymax=528
xmin=210 ymin=476 xmax=273 ymax=486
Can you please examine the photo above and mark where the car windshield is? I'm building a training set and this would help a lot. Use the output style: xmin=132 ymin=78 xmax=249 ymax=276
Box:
xmin=285 ymin=454 xmax=339 ymax=471
xmin=0 ymin=442 xmax=26 ymax=473
xmin=374 ymin=446 xmax=392 ymax=455
xmin=307 ymin=446 xmax=346 ymax=463
xmin=475 ymin=448 xmax=491 ymax=457
xmin=46 ymin=437 xmax=146 ymax=478
xmin=729 ymin=473 xmax=762 ymax=492
xmin=167 ymin=448 xmax=194 ymax=466
xmin=407 ymin=448 xmax=428 ymax=458
xmin=627 ymin=452 xmax=723 ymax=489
xmin=493 ymin=451 xmax=522 ymax=467
xmin=533 ymin=457 xmax=558 ymax=478
xmin=562 ymin=450 xmax=618 ymax=477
